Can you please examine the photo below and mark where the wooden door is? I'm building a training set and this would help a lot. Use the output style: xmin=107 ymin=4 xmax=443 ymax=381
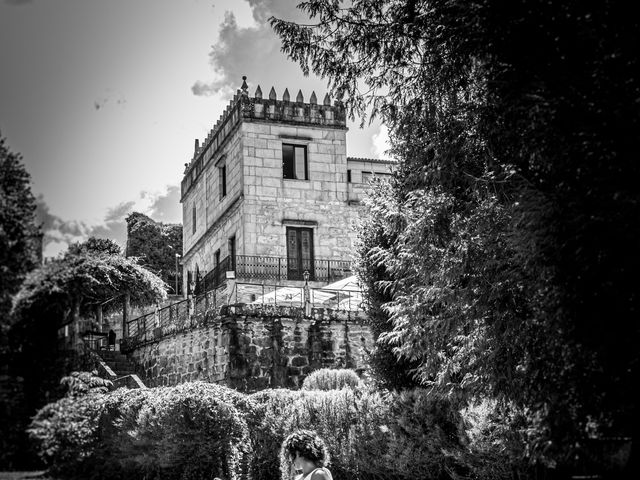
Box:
xmin=286 ymin=227 xmax=314 ymax=280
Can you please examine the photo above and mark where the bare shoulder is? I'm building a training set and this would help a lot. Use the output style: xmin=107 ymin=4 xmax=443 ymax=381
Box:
xmin=310 ymin=468 xmax=333 ymax=480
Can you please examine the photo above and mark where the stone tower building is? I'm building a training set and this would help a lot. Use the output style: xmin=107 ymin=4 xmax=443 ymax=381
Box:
xmin=180 ymin=77 xmax=394 ymax=293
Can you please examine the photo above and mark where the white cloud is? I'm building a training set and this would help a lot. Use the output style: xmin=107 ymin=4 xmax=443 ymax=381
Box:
xmin=371 ymin=124 xmax=391 ymax=158
xmin=36 ymin=185 xmax=182 ymax=259
xmin=192 ymin=1 xmax=330 ymax=100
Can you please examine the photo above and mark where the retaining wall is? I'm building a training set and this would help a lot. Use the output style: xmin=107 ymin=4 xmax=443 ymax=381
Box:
xmin=124 ymin=304 xmax=373 ymax=391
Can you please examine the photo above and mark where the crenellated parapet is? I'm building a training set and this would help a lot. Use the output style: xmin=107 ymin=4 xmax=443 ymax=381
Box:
xmin=181 ymin=76 xmax=346 ymax=199
xmin=242 ymin=81 xmax=346 ymax=130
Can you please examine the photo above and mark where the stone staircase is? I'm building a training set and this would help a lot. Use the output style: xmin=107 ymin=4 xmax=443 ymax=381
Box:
xmin=95 ymin=350 xmax=146 ymax=389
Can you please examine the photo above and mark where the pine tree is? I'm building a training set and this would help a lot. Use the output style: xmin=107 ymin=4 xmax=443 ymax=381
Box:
xmin=0 ymin=133 xmax=40 ymax=343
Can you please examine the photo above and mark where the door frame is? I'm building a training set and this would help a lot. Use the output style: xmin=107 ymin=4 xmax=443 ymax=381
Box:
xmin=286 ymin=227 xmax=315 ymax=281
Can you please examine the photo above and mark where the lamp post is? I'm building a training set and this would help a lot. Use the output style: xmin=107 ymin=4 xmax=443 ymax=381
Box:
xmin=175 ymin=253 xmax=181 ymax=295
xmin=303 ymin=270 xmax=311 ymax=316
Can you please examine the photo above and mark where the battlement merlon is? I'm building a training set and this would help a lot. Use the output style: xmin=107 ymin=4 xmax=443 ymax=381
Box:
xmin=181 ymin=77 xmax=348 ymax=194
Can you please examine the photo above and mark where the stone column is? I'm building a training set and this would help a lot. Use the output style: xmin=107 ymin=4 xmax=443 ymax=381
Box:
xmin=122 ymin=293 xmax=131 ymax=338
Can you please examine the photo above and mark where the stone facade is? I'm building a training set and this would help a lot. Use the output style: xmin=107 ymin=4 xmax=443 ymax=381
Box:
xmin=126 ymin=305 xmax=373 ymax=391
xmin=179 ymin=77 xmax=395 ymax=289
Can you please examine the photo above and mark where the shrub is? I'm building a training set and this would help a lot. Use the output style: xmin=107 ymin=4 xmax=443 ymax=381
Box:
xmin=29 ymin=379 xmax=515 ymax=480
xmin=29 ymin=381 xmax=253 ymax=480
xmin=287 ymin=388 xmax=392 ymax=480
xmin=250 ymin=387 xmax=473 ymax=480
xmin=461 ymin=400 xmax=530 ymax=480
xmin=60 ymin=370 xmax=113 ymax=397
xmin=27 ymin=392 xmax=108 ymax=476
xmin=301 ymin=368 xmax=362 ymax=391
xmin=248 ymin=389 xmax=303 ymax=480
xmin=112 ymin=382 xmax=249 ymax=480
xmin=383 ymin=390 xmax=470 ymax=479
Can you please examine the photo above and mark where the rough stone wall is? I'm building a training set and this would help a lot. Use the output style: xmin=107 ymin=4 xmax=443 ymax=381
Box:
xmin=241 ymin=122 xmax=358 ymax=260
xmin=126 ymin=305 xmax=373 ymax=391
xmin=182 ymin=121 xmax=244 ymax=279
xmin=346 ymin=157 xmax=396 ymax=204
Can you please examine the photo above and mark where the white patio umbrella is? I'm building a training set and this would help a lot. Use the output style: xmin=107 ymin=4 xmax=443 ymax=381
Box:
xmin=319 ymin=275 xmax=362 ymax=292
xmin=249 ymin=286 xmax=335 ymax=305
xmin=318 ymin=275 xmax=364 ymax=310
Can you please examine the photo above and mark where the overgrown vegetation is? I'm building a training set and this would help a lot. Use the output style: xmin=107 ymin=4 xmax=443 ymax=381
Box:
xmin=29 ymin=379 xmax=520 ymax=480
xmin=6 ymin=237 xmax=167 ymax=470
xmin=13 ymin=237 xmax=166 ymax=326
xmin=125 ymin=212 xmax=183 ymax=294
xmin=301 ymin=367 xmax=362 ymax=391
xmin=271 ymin=1 xmax=638 ymax=475
xmin=0 ymin=133 xmax=42 ymax=468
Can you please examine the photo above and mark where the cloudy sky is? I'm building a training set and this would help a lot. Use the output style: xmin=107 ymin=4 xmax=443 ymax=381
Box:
xmin=0 ymin=0 xmax=389 ymax=257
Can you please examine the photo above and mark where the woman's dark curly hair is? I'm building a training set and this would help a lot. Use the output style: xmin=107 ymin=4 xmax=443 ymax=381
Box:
xmin=279 ymin=429 xmax=330 ymax=479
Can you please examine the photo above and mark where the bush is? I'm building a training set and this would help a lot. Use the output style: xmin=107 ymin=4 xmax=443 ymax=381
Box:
xmin=301 ymin=368 xmax=362 ymax=391
xmin=383 ymin=390 xmax=470 ymax=479
xmin=461 ymin=400 xmax=532 ymax=480
xmin=248 ymin=389 xmax=303 ymax=480
xmin=27 ymin=392 xmax=108 ymax=476
xmin=29 ymin=381 xmax=254 ymax=480
xmin=249 ymin=387 xmax=477 ymax=480
xmin=60 ymin=370 xmax=113 ymax=397
xmin=29 ymin=379 xmax=515 ymax=480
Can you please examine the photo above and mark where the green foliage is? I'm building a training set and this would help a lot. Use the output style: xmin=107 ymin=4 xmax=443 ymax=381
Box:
xmin=461 ymin=400 xmax=532 ymax=480
xmin=29 ymin=381 xmax=254 ymax=480
xmin=301 ymin=368 xmax=362 ymax=391
xmin=29 ymin=381 xmax=519 ymax=480
xmin=125 ymin=212 xmax=183 ymax=293
xmin=60 ymin=370 xmax=113 ymax=397
xmin=12 ymin=237 xmax=167 ymax=321
xmin=355 ymin=181 xmax=422 ymax=390
xmin=27 ymin=391 xmax=108 ymax=475
xmin=0 ymin=133 xmax=40 ymax=330
xmin=248 ymin=389 xmax=302 ymax=480
xmin=67 ymin=237 xmax=121 ymax=256
xmin=250 ymin=387 xmax=504 ymax=480
xmin=271 ymin=1 xmax=640 ymax=471
xmin=0 ymin=133 xmax=41 ymax=468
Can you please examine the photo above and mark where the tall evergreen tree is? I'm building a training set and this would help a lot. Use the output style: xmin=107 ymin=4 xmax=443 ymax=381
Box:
xmin=272 ymin=0 xmax=639 ymax=473
xmin=125 ymin=212 xmax=183 ymax=293
xmin=1 ymin=134 xmax=41 ymax=468
xmin=0 ymin=133 xmax=40 ymax=346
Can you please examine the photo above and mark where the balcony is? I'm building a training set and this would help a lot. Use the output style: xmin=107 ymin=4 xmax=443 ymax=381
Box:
xmin=192 ymin=255 xmax=352 ymax=294
xmin=122 ymin=277 xmax=365 ymax=351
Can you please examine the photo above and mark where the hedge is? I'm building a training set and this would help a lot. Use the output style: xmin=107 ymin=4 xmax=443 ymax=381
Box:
xmin=30 ymin=381 xmax=516 ymax=480
xmin=29 ymin=382 xmax=253 ymax=480
xmin=300 ymin=368 xmax=362 ymax=391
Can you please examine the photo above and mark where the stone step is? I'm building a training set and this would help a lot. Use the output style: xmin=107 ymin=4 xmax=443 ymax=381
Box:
xmin=95 ymin=351 xmax=137 ymax=379
xmin=112 ymin=374 xmax=146 ymax=390
xmin=100 ymin=353 xmax=129 ymax=362
xmin=108 ymin=361 xmax=135 ymax=370
xmin=109 ymin=360 xmax=134 ymax=367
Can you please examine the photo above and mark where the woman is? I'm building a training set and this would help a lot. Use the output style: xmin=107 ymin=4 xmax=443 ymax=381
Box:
xmin=280 ymin=429 xmax=333 ymax=480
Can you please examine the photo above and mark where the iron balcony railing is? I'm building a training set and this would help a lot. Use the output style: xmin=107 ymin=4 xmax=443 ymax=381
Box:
xmin=123 ymin=281 xmax=365 ymax=349
xmin=124 ymin=289 xmax=222 ymax=346
xmin=192 ymin=255 xmax=352 ymax=295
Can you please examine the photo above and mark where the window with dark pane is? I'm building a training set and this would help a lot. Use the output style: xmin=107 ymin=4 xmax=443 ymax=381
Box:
xmin=219 ymin=164 xmax=227 ymax=199
xmin=282 ymin=144 xmax=308 ymax=180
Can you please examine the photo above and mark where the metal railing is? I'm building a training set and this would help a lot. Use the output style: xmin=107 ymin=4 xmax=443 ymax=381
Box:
xmin=234 ymin=282 xmax=365 ymax=311
xmin=192 ymin=255 xmax=352 ymax=294
xmin=124 ymin=289 xmax=221 ymax=346
xmin=123 ymin=280 xmax=364 ymax=349
xmin=194 ymin=257 xmax=232 ymax=295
